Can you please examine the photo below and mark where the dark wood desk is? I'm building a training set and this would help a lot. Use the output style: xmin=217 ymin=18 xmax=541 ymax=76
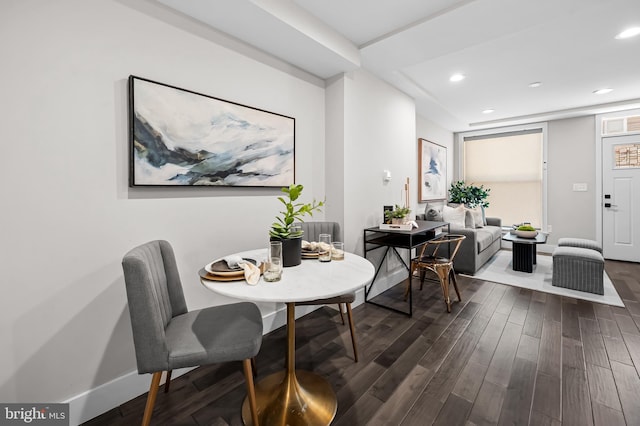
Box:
xmin=363 ymin=220 xmax=449 ymax=316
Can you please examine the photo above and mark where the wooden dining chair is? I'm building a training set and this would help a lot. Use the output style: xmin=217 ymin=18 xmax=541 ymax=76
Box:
xmin=294 ymin=222 xmax=359 ymax=361
xmin=122 ymin=240 xmax=263 ymax=426
xmin=405 ymin=234 xmax=466 ymax=312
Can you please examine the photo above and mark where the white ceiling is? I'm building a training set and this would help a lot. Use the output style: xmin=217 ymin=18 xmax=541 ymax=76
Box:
xmin=156 ymin=0 xmax=640 ymax=131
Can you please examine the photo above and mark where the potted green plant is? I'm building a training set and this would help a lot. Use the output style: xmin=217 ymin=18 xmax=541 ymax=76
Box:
xmin=448 ymin=181 xmax=490 ymax=208
xmin=515 ymin=224 xmax=538 ymax=238
xmin=384 ymin=204 xmax=411 ymax=224
xmin=270 ymin=184 xmax=324 ymax=266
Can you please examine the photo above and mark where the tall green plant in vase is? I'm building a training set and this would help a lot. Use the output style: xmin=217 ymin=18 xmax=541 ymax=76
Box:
xmin=270 ymin=184 xmax=324 ymax=266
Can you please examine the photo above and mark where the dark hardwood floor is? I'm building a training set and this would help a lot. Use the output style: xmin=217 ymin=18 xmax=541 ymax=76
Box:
xmin=84 ymin=259 xmax=640 ymax=425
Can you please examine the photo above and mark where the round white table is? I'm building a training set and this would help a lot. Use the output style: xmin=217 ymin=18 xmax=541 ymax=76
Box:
xmin=200 ymin=250 xmax=374 ymax=426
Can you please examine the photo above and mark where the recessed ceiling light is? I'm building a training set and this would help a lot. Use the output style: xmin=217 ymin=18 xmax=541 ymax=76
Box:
xmin=528 ymin=82 xmax=542 ymax=88
xmin=593 ymin=88 xmax=613 ymax=95
xmin=482 ymin=109 xmax=495 ymax=114
xmin=615 ymin=27 xmax=640 ymax=39
xmin=449 ymin=73 xmax=465 ymax=82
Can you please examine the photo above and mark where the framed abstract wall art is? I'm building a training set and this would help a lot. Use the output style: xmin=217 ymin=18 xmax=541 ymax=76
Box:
xmin=418 ymin=138 xmax=447 ymax=201
xmin=128 ymin=76 xmax=295 ymax=187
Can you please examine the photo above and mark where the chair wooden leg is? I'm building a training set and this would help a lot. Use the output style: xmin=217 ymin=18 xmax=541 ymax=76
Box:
xmin=142 ymin=372 xmax=162 ymax=426
xmin=251 ymin=357 xmax=258 ymax=378
xmin=163 ymin=370 xmax=172 ymax=393
xmin=436 ymin=266 xmax=451 ymax=313
xmin=450 ymin=269 xmax=462 ymax=302
xmin=346 ymin=303 xmax=359 ymax=362
xmin=338 ymin=303 xmax=345 ymax=325
xmin=242 ymin=358 xmax=260 ymax=426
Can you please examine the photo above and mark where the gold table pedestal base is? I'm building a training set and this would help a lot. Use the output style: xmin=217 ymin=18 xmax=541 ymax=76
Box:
xmin=242 ymin=369 xmax=337 ymax=426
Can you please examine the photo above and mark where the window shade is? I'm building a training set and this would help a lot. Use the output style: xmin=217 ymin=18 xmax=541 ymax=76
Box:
xmin=464 ymin=132 xmax=542 ymax=182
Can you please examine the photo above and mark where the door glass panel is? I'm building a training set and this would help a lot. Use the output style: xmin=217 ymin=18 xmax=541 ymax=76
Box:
xmin=614 ymin=144 xmax=640 ymax=169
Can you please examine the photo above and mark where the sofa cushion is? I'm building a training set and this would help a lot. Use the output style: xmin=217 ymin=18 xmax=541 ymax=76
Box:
xmin=424 ymin=200 xmax=445 ymax=221
xmin=476 ymin=226 xmax=502 ymax=252
xmin=464 ymin=208 xmax=475 ymax=228
xmin=466 ymin=207 xmax=484 ymax=228
xmin=447 ymin=203 xmax=484 ymax=228
xmin=443 ymin=204 xmax=466 ymax=228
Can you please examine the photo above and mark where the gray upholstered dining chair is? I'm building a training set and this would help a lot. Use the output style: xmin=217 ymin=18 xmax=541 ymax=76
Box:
xmin=295 ymin=222 xmax=359 ymax=362
xmin=122 ymin=240 xmax=263 ymax=426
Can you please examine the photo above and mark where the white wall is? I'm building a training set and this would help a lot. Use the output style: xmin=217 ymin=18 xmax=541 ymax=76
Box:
xmin=325 ymin=75 xmax=346 ymax=226
xmin=0 ymin=0 xmax=326 ymax=421
xmin=327 ymin=70 xmax=415 ymax=294
xmin=325 ymin=71 xmax=418 ymax=257
xmin=343 ymin=70 xmax=416 ymax=249
xmin=547 ymin=116 xmax=596 ymax=244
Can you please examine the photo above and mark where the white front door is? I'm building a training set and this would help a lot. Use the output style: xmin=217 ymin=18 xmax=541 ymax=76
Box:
xmin=602 ymin=135 xmax=640 ymax=262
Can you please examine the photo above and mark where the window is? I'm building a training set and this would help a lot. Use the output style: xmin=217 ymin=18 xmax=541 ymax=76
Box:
xmin=614 ymin=144 xmax=640 ymax=169
xmin=459 ymin=127 xmax=546 ymax=229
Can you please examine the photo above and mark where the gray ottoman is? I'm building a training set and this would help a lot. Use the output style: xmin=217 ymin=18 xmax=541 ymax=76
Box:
xmin=557 ymin=237 xmax=602 ymax=253
xmin=552 ymin=246 xmax=604 ymax=295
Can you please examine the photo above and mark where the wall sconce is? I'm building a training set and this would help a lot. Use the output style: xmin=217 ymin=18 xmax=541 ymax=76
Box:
xmin=383 ymin=170 xmax=391 ymax=183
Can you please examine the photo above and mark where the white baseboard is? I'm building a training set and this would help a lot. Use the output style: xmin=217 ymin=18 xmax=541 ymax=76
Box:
xmin=65 ymin=367 xmax=191 ymax=426
xmin=66 ymin=303 xmax=322 ymax=425
xmin=65 ymin=273 xmax=402 ymax=425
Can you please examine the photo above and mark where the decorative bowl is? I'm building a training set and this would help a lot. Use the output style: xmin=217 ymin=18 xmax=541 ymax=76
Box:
xmin=515 ymin=230 xmax=538 ymax=238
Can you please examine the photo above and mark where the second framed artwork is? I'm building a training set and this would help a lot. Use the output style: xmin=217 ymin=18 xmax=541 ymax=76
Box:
xmin=418 ymin=138 xmax=447 ymax=201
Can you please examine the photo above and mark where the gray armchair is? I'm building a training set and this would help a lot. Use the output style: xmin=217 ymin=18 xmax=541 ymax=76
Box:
xmin=295 ymin=222 xmax=359 ymax=361
xmin=122 ymin=240 xmax=263 ymax=425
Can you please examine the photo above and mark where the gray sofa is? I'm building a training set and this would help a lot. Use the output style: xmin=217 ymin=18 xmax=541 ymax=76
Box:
xmin=417 ymin=202 xmax=502 ymax=275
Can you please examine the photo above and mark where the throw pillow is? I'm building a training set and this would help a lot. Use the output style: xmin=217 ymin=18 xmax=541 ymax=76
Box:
xmin=442 ymin=204 xmax=466 ymax=228
xmin=424 ymin=200 xmax=445 ymax=221
xmin=467 ymin=207 xmax=484 ymax=228
xmin=448 ymin=202 xmax=470 ymax=226
xmin=464 ymin=208 xmax=475 ymax=228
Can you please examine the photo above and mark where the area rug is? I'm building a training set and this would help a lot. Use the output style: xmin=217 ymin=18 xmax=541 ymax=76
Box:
xmin=465 ymin=250 xmax=624 ymax=307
